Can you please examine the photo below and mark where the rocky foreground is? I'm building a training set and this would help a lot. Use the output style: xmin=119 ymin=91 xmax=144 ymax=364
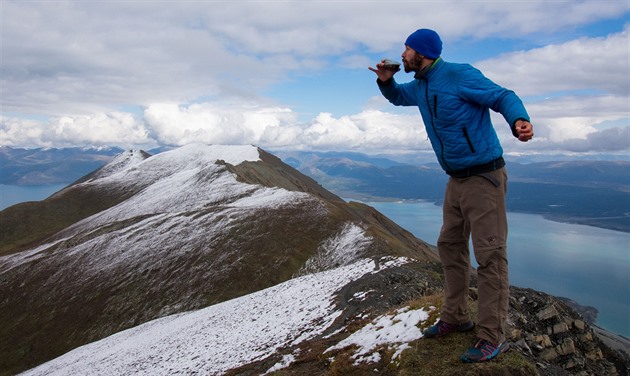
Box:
xmin=508 ymin=286 xmax=629 ymax=376
xmin=226 ymin=262 xmax=629 ymax=376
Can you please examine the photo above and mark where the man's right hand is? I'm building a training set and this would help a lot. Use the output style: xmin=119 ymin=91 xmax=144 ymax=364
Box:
xmin=368 ymin=60 xmax=397 ymax=82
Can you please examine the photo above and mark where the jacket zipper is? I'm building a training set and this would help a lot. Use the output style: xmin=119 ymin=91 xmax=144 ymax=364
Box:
xmin=462 ymin=127 xmax=476 ymax=153
xmin=424 ymin=80 xmax=451 ymax=171
xmin=433 ymin=94 xmax=438 ymax=119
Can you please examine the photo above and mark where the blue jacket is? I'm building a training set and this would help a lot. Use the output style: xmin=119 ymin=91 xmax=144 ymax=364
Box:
xmin=379 ymin=58 xmax=529 ymax=173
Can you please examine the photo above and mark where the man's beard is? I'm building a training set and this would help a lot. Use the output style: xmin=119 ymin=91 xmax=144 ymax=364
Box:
xmin=403 ymin=54 xmax=424 ymax=73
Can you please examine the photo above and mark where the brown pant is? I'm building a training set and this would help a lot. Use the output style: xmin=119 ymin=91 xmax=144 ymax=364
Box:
xmin=437 ymin=167 xmax=509 ymax=345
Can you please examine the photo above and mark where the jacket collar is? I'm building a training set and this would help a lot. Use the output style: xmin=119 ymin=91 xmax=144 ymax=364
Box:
xmin=414 ymin=57 xmax=443 ymax=80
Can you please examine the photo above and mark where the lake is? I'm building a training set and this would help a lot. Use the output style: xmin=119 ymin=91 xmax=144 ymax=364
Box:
xmin=0 ymin=183 xmax=68 ymax=210
xmin=1 ymin=185 xmax=628 ymax=337
xmin=366 ymin=200 xmax=630 ymax=338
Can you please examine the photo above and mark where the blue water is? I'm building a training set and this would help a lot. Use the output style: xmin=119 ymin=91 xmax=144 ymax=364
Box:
xmin=0 ymin=184 xmax=68 ymax=210
xmin=366 ymin=200 xmax=630 ymax=338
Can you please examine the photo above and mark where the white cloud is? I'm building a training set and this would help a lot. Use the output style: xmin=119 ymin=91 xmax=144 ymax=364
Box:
xmin=479 ymin=26 xmax=630 ymax=97
xmin=1 ymin=1 xmax=628 ymax=157
xmin=479 ymin=27 xmax=630 ymax=156
xmin=0 ymin=113 xmax=150 ymax=148
xmin=2 ymin=92 xmax=627 ymax=154
xmin=143 ymin=102 xmax=301 ymax=147
xmin=0 ymin=118 xmax=48 ymax=147
xmin=527 ymin=95 xmax=628 ymax=140
xmin=301 ymin=111 xmax=427 ymax=152
xmin=1 ymin=104 xmax=431 ymax=153
xmin=3 ymin=1 xmax=628 ymax=115
xmin=143 ymin=104 xmax=429 ymax=153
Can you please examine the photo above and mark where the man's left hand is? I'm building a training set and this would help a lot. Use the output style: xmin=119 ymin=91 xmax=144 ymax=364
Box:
xmin=515 ymin=120 xmax=534 ymax=142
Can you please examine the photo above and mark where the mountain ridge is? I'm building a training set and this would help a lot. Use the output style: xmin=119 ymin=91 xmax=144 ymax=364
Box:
xmin=0 ymin=144 xmax=437 ymax=375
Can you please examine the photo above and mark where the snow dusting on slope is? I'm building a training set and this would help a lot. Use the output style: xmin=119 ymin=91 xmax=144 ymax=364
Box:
xmin=326 ymin=305 xmax=430 ymax=365
xmin=20 ymin=258 xmax=430 ymax=376
xmin=0 ymin=144 xmax=316 ymax=273
xmin=298 ymin=222 xmax=373 ymax=275
xmin=88 ymin=149 xmax=149 ymax=179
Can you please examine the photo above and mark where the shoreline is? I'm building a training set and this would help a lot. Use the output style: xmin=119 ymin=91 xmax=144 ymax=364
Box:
xmin=350 ymin=195 xmax=630 ymax=234
xmin=592 ymin=325 xmax=630 ymax=359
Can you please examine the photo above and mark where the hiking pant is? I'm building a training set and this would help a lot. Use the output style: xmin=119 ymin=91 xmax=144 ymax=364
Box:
xmin=437 ymin=167 xmax=509 ymax=345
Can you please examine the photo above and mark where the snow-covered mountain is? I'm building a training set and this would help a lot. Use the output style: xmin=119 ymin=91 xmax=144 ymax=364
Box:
xmin=0 ymin=144 xmax=436 ymax=375
xmin=1 ymin=144 xmax=625 ymax=376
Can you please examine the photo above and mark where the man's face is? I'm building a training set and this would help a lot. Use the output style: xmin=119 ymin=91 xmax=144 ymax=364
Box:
xmin=402 ymin=45 xmax=424 ymax=73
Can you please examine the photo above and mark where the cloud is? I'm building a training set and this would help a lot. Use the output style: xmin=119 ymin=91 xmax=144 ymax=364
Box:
xmin=1 ymin=1 xmax=628 ymax=157
xmin=479 ymin=26 xmax=630 ymax=97
xmin=496 ymin=92 xmax=629 ymax=154
xmin=0 ymin=113 xmax=151 ymax=148
xmin=0 ymin=104 xmax=429 ymax=153
xmin=477 ymin=26 xmax=630 ymax=156
xmin=301 ymin=111 xmax=427 ymax=151
xmin=143 ymin=103 xmax=429 ymax=153
xmin=502 ymin=124 xmax=630 ymax=155
xmin=5 ymin=93 xmax=626 ymax=155
xmin=3 ymin=1 xmax=628 ymax=115
xmin=526 ymin=95 xmax=628 ymax=140
xmin=143 ymin=102 xmax=301 ymax=147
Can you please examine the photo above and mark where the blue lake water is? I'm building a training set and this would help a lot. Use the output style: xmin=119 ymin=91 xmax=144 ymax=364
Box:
xmin=1 ymin=185 xmax=628 ymax=337
xmin=0 ymin=184 xmax=68 ymax=210
xmin=366 ymin=200 xmax=630 ymax=338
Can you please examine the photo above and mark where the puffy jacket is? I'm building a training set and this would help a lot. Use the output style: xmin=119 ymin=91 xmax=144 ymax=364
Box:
xmin=379 ymin=58 xmax=529 ymax=173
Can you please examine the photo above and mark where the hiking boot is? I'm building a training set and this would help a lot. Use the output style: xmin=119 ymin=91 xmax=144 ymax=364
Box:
xmin=423 ymin=319 xmax=474 ymax=338
xmin=460 ymin=338 xmax=509 ymax=363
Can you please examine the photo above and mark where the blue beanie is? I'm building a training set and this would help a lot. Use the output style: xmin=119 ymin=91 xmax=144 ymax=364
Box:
xmin=405 ymin=29 xmax=442 ymax=59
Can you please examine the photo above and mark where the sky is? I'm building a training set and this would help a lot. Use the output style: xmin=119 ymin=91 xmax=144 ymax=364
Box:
xmin=1 ymin=0 xmax=629 ymax=159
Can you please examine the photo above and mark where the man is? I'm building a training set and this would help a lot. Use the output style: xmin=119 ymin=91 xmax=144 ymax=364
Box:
xmin=369 ymin=28 xmax=534 ymax=363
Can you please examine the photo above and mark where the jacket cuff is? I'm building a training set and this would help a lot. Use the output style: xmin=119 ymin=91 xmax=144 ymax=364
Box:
xmin=377 ymin=77 xmax=394 ymax=87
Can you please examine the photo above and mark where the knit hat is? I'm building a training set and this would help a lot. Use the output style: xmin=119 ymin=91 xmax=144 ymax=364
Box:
xmin=405 ymin=29 xmax=442 ymax=59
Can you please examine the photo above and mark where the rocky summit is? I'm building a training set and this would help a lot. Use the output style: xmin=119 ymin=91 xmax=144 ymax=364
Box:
xmin=0 ymin=144 xmax=627 ymax=376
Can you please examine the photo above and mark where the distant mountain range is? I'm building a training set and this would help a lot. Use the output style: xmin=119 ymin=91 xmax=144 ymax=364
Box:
xmin=275 ymin=150 xmax=630 ymax=233
xmin=0 ymin=145 xmax=626 ymax=375
xmin=0 ymin=146 xmax=125 ymax=185
xmin=2 ymin=146 xmax=629 ymax=232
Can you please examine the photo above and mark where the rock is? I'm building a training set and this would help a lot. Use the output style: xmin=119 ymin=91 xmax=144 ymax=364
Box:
xmin=558 ymin=338 xmax=576 ymax=355
xmin=580 ymin=332 xmax=593 ymax=342
xmin=540 ymin=348 xmax=558 ymax=361
xmin=511 ymin=328 xmax=523 ymax=340
xmin=553 ymin=322 xmax=569 ymax=334
xmin=532 ymin=334 xmax=553 ymax=348
xmin=514 ymin=338 xmax=533 ymax=356
xmin=508 ymin=287 xmax=627 ymax=376
xmin=573 ymin=319 xmax=585 ymax=331
xmin=586 ymin=349 xmax=603 ymax=361
xmin=537 ymin=305 xmax=560 ymax=321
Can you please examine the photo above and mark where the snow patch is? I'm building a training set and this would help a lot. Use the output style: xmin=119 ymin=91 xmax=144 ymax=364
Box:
xmin=147 ymin=144 xmax=261 ymax=169
xmin=89 ymin=149 xmax=148 ymax=178
xmin=21 ymin=258 xmax=409 ymax=376
xmin=264 ymin=352 xmax=297 ymax=374
xmin=326 ymin=306 xmax=430 ymax=365
xmin=298 ymin=222 xmax=372 ymax=275
xmin=351 ymin=289 xmax=376 ymax=302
